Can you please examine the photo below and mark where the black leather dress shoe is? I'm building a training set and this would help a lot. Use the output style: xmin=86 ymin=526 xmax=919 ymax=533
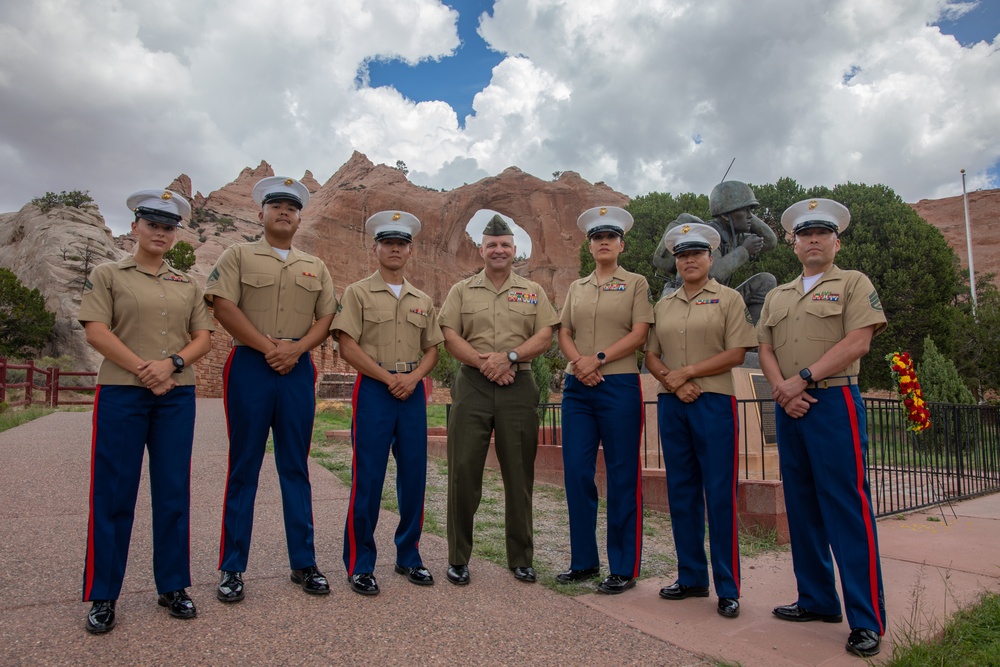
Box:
xmin=157 ymin=589 xmax=197 ymax=619
xmin=85 ymin=600 xmax=116 ymax=634
xmin=846 ymin=628 xmax=881 ymax=657
xmin=394 ymin=564 xmax=434 ymax=586
xmin=348 ymin=572 xmax=380 ymax=596
xmin=446 ymin=564 xmax=470 ymax=585
xmin=555 ymin=567 xmax=600 ymax=584
xmin=659 ymin=582 xmax=710 ymax=600
xmin=291 ymin=565 xmax=331 ymax=595
xmin=772 ymin=602 xmax=843 ymax=623
xmin=597 ymin=574 xmax=636 ymax=594
xmin=718 ymin=597 xmax=740 ymax=618
xmin=217 ymin=570 xmax=244 ymax=603
xmin=512 ymin=566 xmax=537 ymax=583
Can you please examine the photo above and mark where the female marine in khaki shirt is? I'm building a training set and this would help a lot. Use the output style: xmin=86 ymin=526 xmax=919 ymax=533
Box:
xmin=78 ymin=190 xmax=214 ymax=634
xmin=645 ymin=221 xmax=757 ymax=619
xmin=557 ymin=206 xmax=654 ymax=595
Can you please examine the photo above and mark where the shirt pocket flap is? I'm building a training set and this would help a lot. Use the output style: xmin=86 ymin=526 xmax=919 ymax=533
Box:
xmin=294 ymin=275 xmax=322 ymax=292
xmin=460 ymin=302 xmax=490 ymax=315
xmin=406 ymin=311 xmax=428 ymax=328
xmin=363 ymin=310 xmax=393 ymax=324
xmin=763 ymin=307 xmax=789 ymax=327
xmin=240 ymin=273 xmax=275 ymax=288
xmin=805 ymin=301 xmax=844 ymax=318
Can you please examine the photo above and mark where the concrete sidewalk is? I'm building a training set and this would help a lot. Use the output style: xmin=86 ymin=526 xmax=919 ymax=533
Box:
xmin=2 ymin=399 xmax=998 ymax=666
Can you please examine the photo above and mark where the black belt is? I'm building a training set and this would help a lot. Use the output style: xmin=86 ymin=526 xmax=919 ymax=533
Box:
xmin=379 ymin=361 xmax=418 ymax=372
xmin=807 ymin=375 xmax=858 ymax=389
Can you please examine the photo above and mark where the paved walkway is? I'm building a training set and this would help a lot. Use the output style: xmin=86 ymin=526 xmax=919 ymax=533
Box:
xmin=2 ymin=399 xmax=999 ymax=666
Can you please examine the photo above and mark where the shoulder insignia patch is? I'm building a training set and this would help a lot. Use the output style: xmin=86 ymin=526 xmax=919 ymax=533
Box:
xmin=207 ymin=267 xmax=220 ymax=284
xmin=868 ymin=290 xmax=883 ymax=311
xmin=83 ymin=278 xmax=93 ymax=293
xmin=508 ymin=290 xmax=538 ymax=305
xmin=744 ymin=307 xmax=753 ymax=324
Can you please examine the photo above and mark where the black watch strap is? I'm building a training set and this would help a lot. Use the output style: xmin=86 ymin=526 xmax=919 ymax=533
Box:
xmin=170 ymin=354 xmax=185 ymax=374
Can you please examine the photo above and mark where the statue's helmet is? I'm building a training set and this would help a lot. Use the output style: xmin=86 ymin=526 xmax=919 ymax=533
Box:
xmin=709 ymin=181 xmax=759 ymax=217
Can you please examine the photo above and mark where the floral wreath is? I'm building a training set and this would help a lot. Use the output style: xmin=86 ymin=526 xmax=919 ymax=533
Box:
xmin=886 ymin=351 xmax=931 ymax=432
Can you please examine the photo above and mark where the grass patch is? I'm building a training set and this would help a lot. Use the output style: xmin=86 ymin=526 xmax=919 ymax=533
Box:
xmin=887 ymin=592 xmax=1000 ymax=666
xmin=0 ymin=405 xmax=85 ymax=432
xmin=314 ymin=400 xmax=448 ymax=432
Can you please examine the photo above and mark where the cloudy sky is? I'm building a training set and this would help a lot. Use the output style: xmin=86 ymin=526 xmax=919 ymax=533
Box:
xmin=1 ymin=0 xmax=998 ymax=235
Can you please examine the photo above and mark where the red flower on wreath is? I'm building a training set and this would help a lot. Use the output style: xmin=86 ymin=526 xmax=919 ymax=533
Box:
xmin=886 ymin=351 xmax=931 ymax=432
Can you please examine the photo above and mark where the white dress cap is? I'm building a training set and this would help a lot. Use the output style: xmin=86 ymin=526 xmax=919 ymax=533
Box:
xmin=252 ymin=176 xmax=310 ymax=209
xmin=365 ymin=210 xmax=421 ymax=242
xmin=664 ymin=221 xmax=721 ymax=255
xmin=577 ymin=206 xmax=634 ymax=238
xmin=781 ymin=198 xmax=851 ymax=235
xmin=126 ymin=189 xmax=191 ymax=227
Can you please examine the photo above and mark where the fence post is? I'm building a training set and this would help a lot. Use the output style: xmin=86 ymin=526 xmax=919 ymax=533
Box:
xmin=50 ymin=367 xmax=60 ymax=407
xmin=954 ymin=405 xmax=964 ymax=497
xmin=25 ymin=365 xmax=34 ymax=407
xmin=0 ymin=357 xmax=6 ymax=404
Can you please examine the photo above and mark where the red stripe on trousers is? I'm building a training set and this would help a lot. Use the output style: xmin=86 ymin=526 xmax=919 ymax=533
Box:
xmin=218 ymin=347 xmax=236 ymax=570
xmin=730 ymin=395 xmax=741 ymax=597
xmin=83 ymin=385 xmax=102 ymax=600
xmin=633 ymin=374 xmax=644 ymax=578
xmin=345 ymin=373 xmax=363 ymax=574
xmin=843 ymin=386 xmax=884 ymax=635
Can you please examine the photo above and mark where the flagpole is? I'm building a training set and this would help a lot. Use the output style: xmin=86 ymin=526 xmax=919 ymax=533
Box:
xmin=961 ymin=169 xmax=977 ymax=316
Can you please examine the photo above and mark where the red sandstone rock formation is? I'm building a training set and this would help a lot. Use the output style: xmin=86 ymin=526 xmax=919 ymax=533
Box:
xmin=910 ymin=189 xmax=1000 ymax=287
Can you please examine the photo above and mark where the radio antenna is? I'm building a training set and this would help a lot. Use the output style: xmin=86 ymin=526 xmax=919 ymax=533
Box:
xmin=720 ymin=158 xmax=735 ymax=183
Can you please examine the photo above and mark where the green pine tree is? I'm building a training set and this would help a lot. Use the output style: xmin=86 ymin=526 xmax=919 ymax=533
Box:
xmin=917 ymin=336 xmax=975 ymax=404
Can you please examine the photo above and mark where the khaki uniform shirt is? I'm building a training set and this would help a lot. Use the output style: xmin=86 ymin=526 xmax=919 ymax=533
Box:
xmin=647 ymin=279 xmax=757 ymax=395
xmin=204 ymin=239 xmax=337 ymax=343
xmin=78 ymin=258 xmax=215 ymax=386
xmin=331 ymin=271 xmax=444 ymax=365
xmin=560 ymin=268 xmax=654 ymax=376
xmin=438 ymin=270 xmax=559 ymax=354
xmin=757 ymin=265 xmax=887 ymax=379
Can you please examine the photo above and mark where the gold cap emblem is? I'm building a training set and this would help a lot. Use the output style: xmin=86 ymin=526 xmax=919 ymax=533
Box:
xmin=808 ymin=200 xmax=818 ymax=210
xmin=392 ymin=213 xmax=401 ymax=221
xmin=599 ymin=207 xmax=607 ymax=216
xmin=284 ymin=178 xmax=294 ymax=186
xmin=161 ymin=191 xmax=172 ymax=200
xmin=681 ymin=225 xmax=691 ymax=233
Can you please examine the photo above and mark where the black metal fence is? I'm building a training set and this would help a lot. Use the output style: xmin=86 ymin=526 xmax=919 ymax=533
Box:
xmin=534 ymin=398 xmax=1000 ymax=518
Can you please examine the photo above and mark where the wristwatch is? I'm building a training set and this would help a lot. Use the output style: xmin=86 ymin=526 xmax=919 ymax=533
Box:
xmin=170 ymin=354 xmax=186 ymax=374
xmin=597 ymin=351 xmax=607 ymax=365
xmin=507 ymin=350 xmax=519 ymax=363
xmin=798 ymin=367 xmax=813 ymax=383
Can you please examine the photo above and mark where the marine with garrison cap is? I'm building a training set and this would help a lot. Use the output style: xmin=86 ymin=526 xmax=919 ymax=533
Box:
xmin=206 ymin=176 xmax=338 ymax=603
xmin=438 ymin=214 xmax=559 ymax=586
xmin=758 ymin=198 xmax=887 ymax=659
xmin=331 ymin=210 xmax=443 ymax=596
xmin=652 ymin=180 xmax=777 ymax=323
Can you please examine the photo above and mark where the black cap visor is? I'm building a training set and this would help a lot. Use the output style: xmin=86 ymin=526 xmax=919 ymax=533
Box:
xmin=671 ymin=241 xmax=712 ymax=256
xmin=135 ymin=207 xmax=182 ymax=227
xmin=261 ymin=192 xmax=303 ymax=209
xmin=375 ymin=231 xmax=413 ymax=242
xmin=793 ymin=220 xmax=840 ymax=235
xmin=587 ymin=224 xmax=624 ymax=238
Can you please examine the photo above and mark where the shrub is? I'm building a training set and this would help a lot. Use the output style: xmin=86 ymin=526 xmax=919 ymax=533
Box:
xmin=30 ymin=190 xmax=93 ymax=213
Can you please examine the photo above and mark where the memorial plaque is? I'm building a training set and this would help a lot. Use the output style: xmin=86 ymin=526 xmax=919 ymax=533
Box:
xmin=749 ymin=372 xmax=778 ymax=445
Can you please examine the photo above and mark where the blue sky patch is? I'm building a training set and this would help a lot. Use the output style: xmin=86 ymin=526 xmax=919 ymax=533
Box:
xmin=367 ymin=0 xmax=502 ymax=127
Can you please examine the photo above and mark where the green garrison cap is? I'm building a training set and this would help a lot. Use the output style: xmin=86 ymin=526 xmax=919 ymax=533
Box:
xmin=482 ymin=214 xmax=513 ymax=236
